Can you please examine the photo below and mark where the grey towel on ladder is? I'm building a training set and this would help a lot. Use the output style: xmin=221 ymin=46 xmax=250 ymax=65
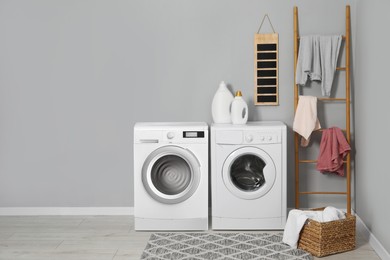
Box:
xmin=296 ymin=35 xmax=321 ymax=86
xmin=319 ymin=35 xmax=342 ymax=96
xmin=296 ymin=35 xmax=342 ymax=97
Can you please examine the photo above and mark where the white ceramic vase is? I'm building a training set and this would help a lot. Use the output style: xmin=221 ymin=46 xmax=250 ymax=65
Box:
xmin=211 ymin=81 xmax=234 ymax=124
xmin=231 ymin=91 xmax=248 ymax=125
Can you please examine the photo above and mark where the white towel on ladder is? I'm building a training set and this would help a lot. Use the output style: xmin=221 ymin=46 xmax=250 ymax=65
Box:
xmin=293 ymin=95 xmax=321 ymax=147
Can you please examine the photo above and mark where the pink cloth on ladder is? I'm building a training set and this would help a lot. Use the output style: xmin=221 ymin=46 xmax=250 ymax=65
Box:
xmin=316 ymin=127 xmax=351 ymax=176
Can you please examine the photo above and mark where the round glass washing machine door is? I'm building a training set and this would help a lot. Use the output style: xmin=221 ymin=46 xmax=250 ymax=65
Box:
xmin=222 ymin=146 xmax=276 ymax=200
xmin=142 ymin=145 xmax=201 ymax=204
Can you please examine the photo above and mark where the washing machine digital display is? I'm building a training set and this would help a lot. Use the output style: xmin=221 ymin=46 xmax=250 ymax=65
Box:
xmin=230 ymin=154 xmax=266 ymax=191
xmin=183 ymin=131 xmax=205 ymax=138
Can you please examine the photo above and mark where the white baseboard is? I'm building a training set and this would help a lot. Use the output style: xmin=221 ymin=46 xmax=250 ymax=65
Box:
xmin=0 ymin=207 xmax=134 ymax=216
xmin=355 ymin=214 xmax=390 ymax=260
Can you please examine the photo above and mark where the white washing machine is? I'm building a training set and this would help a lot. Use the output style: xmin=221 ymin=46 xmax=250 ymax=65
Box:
xmin=134 ymin=122 xmax=208 ymax=230
xmin=211 ymin=121 xmax=287 ymax=230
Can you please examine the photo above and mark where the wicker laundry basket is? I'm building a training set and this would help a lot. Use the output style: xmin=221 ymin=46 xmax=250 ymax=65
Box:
xmin=297 ymin=208 xmax=356 ymax=257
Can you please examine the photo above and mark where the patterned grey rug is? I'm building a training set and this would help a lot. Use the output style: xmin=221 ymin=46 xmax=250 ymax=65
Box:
xmin=141 ymin=232 xmax=313 ymax=260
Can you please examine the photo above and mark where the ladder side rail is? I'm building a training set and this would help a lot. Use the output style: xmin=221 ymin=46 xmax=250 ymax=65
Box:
xmin=345 ymin=5 xmax=351 ymax=214
xmin=293 ymin=6 xmax=300 ymax=209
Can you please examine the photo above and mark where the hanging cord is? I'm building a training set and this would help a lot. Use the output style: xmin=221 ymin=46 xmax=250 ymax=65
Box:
xmin=257 ymin=14 xmax=276 ymax=33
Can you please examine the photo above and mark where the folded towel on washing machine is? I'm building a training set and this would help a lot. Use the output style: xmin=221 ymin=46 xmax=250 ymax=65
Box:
xmin=293 ymin=96 xmax=321 ymax=147
xmin=282 ymin=206 xmax=345 ymax=248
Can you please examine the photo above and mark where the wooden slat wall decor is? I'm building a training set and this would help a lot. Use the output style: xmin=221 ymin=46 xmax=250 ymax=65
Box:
xmin=254 ymin=33 xmax=279 ymax=105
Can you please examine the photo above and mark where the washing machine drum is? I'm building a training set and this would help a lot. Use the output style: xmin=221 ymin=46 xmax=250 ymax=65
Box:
xmin=230 ymin=154 xmax=266 ymax=191
xmin=223 ymin=147 xmax=276 ymax=200
xmin=142 ymin=146 xmax=201 ymax=204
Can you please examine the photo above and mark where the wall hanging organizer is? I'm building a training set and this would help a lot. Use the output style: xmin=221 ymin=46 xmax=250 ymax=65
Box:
xmin=254 ymin=14 xmax=279 ymax=105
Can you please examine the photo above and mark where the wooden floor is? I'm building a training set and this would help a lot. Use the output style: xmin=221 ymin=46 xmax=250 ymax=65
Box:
xmin=0 ymin=215 xmax=380 ymax=260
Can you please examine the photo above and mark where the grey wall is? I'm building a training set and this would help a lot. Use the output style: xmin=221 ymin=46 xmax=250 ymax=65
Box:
xmin=0 ymin=0 xmax=356 ymax=209
xmin=355 ymin=0 xmax=390 ymax=254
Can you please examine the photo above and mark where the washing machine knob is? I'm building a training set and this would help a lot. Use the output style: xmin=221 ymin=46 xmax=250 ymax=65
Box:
xmin=167 ymin=132 xmax=175 ymax=139
xmin=260 ymin=136 xmax=265 ymax=141
xmin=245 ymin=135 xmax=253 ymax=143
xmin=268 ymin=136 xmax=272 ymax=141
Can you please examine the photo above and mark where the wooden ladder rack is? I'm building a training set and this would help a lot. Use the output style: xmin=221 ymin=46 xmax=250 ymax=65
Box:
xmin=293 ymin=6 xmax=352 ymax=214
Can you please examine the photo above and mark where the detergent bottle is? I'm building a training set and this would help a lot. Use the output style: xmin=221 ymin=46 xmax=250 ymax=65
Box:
xmin=211 ymin=81 xmax=234 ymax=123
xmin=231 ymin=90 xmax=248 ymax=125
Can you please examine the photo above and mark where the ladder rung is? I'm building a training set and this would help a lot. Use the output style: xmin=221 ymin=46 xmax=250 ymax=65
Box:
xmin=299 ymin=160 xmax=317 ymax=163
xmin=315 ymin=128 xmax=347 ymax=132
xmin=318 ymin=97 xmax=347 ymax=101
xmin=299 ymin=191 xmax=348 ymax=195
xmin=297 ymin=35 xmax=346 ymax=40
xmin=299 ymin=160 xmax=347 ymax=163
xmin=336 ymin=67 xmax=346 ymax=71
xmin=294 ymin=97 xmax=348 ymax=102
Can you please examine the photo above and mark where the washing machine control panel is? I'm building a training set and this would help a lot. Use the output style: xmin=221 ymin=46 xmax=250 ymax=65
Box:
xmin=164 ymin=131 xmax=205 ymax=139
xmin=162 ymin=130 xmax=207 ymax=144
xmin=244 ymin=131 xmax=280 ymax=144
